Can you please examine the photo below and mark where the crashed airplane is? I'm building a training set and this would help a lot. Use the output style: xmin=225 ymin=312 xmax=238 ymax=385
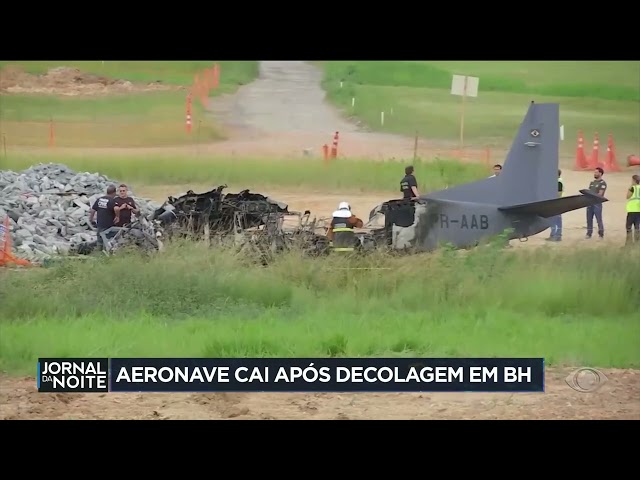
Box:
xmin=359 ymin=102 xmax=608 ymax=252
xmin=72 ymin=102 xmax=608 ymax=259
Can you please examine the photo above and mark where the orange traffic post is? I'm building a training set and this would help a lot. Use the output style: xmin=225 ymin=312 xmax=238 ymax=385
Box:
xmin=48 ymin=117 xmax=55 ymax=148
xmin=185 ymin=92 xmax=192 ymax=134
xmin=330 ymin=131 xmax=339 ymax=159
xmin=322 ymin=144 xmax=329 ymax=163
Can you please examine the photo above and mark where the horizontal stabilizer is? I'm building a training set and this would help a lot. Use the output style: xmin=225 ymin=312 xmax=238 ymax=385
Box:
xmin=498 ymin=190 xmax=608 ymax=218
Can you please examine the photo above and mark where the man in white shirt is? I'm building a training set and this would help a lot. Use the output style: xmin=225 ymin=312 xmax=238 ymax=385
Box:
xmin=489 ymin=164 xmax=502 ymax=178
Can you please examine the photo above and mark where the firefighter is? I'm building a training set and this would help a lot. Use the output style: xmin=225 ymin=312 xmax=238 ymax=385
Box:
xmin=326 ymin=201 xmax=364 ymax=252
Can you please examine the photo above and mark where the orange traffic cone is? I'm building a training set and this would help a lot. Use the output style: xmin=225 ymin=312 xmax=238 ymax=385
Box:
xmin=575 ymin=130 xmax=588 ymax=170
xmin=587 ymin=132 xmax=600 ymax=169
xmin=628 ymin=155 xmax=640 ymax=167
xmin=603 ymin=133 xmax=621 ymax=172
xmin=0 ymin=216 xmax=32 ymax=267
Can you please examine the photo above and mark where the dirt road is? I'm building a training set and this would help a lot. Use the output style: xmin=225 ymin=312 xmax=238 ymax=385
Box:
xmin=203 ymin=60 xmax=422 ymax=159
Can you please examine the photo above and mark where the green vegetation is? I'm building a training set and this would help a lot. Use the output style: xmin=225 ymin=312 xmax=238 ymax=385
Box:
xmin=2 ymin=243 xmax=638 ymax=375
xmin=0 ymin=61 xmax=259 ymax=147
xmin=1 ymin=153 xmax=490 ymax=193
xmin=318 ymin=61 xmax=640 ymax=157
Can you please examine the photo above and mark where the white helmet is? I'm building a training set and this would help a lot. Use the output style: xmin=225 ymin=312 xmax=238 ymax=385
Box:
xmin=337 ymin=201 xmax=351 ymax=211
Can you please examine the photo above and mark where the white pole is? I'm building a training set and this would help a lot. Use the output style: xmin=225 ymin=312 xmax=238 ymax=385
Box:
xmin=381 ymin=112 xmax=385 ymax=126
xmin=351 ymin=97 xmax=355 ymax=108
xmin=340 ymin=81 xmax=343 ymax=88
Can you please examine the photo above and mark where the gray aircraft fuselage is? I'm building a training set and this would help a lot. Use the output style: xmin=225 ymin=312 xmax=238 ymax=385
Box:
xmin=380 ymin=200 xmax=550 ymax=252
xmin=363 ymin=101 xmax=607 ymax=253
xmin=413 ymin=201 xmax=550 ymax=251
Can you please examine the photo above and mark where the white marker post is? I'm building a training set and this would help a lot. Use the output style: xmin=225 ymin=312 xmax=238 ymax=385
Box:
xmin=352 ymin=97 xmax=355 ymax=108
xmin=340 ymin=81 xmax=343 ymax=88
xmin=560 ymin=125 xmax=564 ymax=141
xmin=450 ymin=74 xmax=479 ymax=150
xmin=381 ymin=112 xmax=385 ymax=126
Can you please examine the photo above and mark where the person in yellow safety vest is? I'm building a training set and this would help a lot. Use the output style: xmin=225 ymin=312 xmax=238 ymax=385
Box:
xmin=326 ymin=201 xmax=364 ymax=252
xmin=547 ymin=169 xmax=564 ymax=242
xmin=625 ymin=174 xmax=640 ymax=246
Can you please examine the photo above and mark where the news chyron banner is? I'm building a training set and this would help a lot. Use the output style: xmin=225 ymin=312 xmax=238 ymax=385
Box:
xmin=37 ymin=358 xmax=545 ymax=393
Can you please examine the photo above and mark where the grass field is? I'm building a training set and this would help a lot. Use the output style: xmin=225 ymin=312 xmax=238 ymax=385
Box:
xmin=318 ymin=61 xmax=640 ymax=157
xmin=1 ymin=153 xmax=490 ymax=192
xmin=1 ymin=243 xmax=638 ymax=375
xmin=0 ymin=61 xmax=259 ymax=148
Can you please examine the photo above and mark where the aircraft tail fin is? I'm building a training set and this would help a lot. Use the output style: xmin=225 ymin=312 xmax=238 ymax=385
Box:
xmin=497 ymin=102 xmax=560 ymax=205
xmin=498 ymin=190 xmax=607 ymax=218
xmin=423 ymin=101 xmax=560 ymax=206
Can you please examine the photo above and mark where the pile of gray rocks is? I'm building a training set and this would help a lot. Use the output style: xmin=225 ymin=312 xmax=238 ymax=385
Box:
xmin=0 ymin=163 xmax=160 ymax=263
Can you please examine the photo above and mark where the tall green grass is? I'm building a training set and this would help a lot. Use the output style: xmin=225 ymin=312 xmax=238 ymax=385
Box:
xmin=0 ymin=154 xmax=490 ymax=192
xmin=1 ymin=242 xmax=638 ymax=375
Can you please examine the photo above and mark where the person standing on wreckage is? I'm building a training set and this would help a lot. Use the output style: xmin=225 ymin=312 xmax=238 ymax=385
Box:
xmin=112 ymin=184 xmax=139 ymax=228
xmin=99 ymin=184 xmax=140 ymax=249
xmin=89 ymin=185 xmax=117 ymax=251
xmin=326 ymin=201 xmax=364 ymax=252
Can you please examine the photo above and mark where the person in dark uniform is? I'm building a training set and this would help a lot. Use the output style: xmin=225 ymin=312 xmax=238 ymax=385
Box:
xmin=88 ymin=185 xmax=116 ymax=250
xmin=625 ymin=174 xmax=640 ymax=245
xmin=400 ymin=166 xmax=418 ymax=199
xmin=547 ymin=169 xmax=564 ymax=241
xmin=585 ymin=167 xmax=607 ymax=239
xmin=112 ymin=184 xmax=139 ymax=227
xmin=489 ymin=164 xmax=502 ymax=178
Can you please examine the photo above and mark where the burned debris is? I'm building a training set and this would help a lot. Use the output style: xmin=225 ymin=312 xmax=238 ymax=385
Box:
xmin=151 ymin=185 xmax=289 ymax=238
xmin=150 ymin=185 xmax=330 ymax=260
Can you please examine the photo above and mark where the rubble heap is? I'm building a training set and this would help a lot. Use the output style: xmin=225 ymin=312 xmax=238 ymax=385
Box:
xmin=0 ymin=163 xmax=160 ymax=263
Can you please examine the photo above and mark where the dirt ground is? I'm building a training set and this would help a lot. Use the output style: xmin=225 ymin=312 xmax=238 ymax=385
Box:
xmin=1 ymin=368 xmax=638 ymax=420
xmin=2 ymin=61 xmax=639 ymax=420
xmin=0 ymin=65 xmax=181 ymax=96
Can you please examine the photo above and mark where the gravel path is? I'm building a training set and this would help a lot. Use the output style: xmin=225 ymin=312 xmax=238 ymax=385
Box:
xmin=207 ymin=61 xmax=420 ymax=159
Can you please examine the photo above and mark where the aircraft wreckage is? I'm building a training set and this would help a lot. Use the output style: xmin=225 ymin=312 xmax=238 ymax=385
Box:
xmin=72 ymin=102 xmax=608 ymax=259
xmin=73 ymin=185 xmax=333 ymax=261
